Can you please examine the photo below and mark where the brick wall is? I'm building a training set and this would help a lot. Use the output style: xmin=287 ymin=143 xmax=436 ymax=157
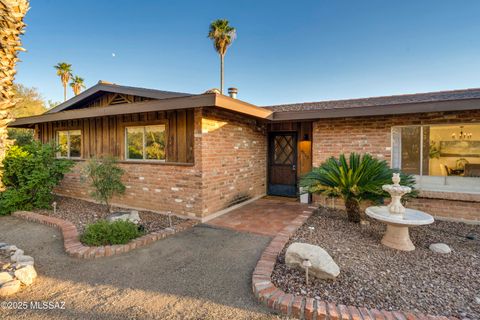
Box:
xmin=55 ymin=107 xmax=267 ymax=220
xmin=312 ymin=110 xmax=480 ymax=222
xmin=199 ymin=107 xmax=267 ymax=217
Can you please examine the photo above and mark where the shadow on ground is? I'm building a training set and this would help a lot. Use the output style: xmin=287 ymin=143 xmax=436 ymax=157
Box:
xmin=0 ymin=217 xmax=281 ymax=320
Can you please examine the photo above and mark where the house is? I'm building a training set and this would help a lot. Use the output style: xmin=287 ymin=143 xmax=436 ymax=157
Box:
xmin=10 ymin=81 xmax=480 ymax=222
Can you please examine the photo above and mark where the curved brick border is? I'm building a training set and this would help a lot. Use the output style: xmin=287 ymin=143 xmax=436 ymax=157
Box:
xmin=12 ymin=211 xmax=197 ymax=259
xmin=252 ymin=207 xmax=457 ymax=320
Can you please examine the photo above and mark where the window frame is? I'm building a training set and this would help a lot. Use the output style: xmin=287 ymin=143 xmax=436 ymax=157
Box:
xmin=56 ymin=129 xmax=82 ymax=159
xmin=124 ymin=124 xmax=167 ymax=162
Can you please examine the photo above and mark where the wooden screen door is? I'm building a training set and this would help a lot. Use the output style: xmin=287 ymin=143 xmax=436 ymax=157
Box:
xmin=268 ymin=132 xmax=297 ymax=197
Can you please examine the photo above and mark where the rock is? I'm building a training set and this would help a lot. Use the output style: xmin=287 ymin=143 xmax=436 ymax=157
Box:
xmin=0 ymin=272 xmax=13 ymax=286
xmin=15 ymin=255 xmax=34 ymax=265
xmin=10 ymin=249 xmax=24 ymax=262
xmin=14 ymin=265 xmax=37 ymax=286
xmin=429 ymin=243 xmax=451 ymax=254
xmin=107 ymin=210 xmax=141 ymax=224
xmin=0 ymin=280 xmax=21 ymax=296
xmin=1 ymin=245 xmax=17 ymax=253
xmin=285 ymin=242 xmax=340 ymax=280
xmin=15 ymin=260 xmax=34 ymax=268
xmin=0 ymin=242 xmax=7 ymax=248
xmin=475 ymin=296 xmax=480 ymax=304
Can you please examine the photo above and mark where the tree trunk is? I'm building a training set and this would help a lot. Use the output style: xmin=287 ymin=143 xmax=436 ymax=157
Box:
xmin=63 ymin=83 xmax=67 ymax=101
xmin=0 ymin=0 xmax=29 ymax=190
xmin=344 ymin=198 xmax=361 ymax=223
xmin=220 ymin=54 xmax=224 ymax=94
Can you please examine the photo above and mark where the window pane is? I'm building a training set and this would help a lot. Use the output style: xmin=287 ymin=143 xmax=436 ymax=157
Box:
xmin=401 ymin=127 xmax=421 ymax=175
xmin=126 ymin=127 xmax=144 ymax=159
xmin=145 ymin=125 xmax=166 ymax=160
xmin=69 ymin=130 xmax=81 ymax=158
xmin=57 ymin=131 xmax=68 ymax=157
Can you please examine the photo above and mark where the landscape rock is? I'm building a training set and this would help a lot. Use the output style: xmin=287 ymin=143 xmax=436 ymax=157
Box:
xmin=107 ymin=210 xmax=141 ymax=224
xmin=0 ymin=280 xmax=21 ymax=296
xmin=285 ymin=242 xmax=340 ymax=280
xmin=429 ymin=243 xmax=451 ymax=254
xmin=1 ymin=245 xmax=17 ymax=253
xmin=14 ymin=265 xmax=37 ymax=285
xmin=0 ymin=272 xmax=13 ymax=286
xmin=15 ymin=255 xmax=34 ymax=264
xmin=10 ymin=249 xmax=24 ymax=262
xmin=0 ymin=242 xmax=7 ymax=248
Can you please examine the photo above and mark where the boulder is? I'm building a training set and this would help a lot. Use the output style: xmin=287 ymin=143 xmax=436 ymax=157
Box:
xmin=14 ymin=265 xmax=37 ymax=286
xmin=0 ymin=242 xmax=7 ymax=248
xmin=107 ymin=210 xmax=140 ymax=224
xmin=285 ymin=242 xmax=340 ymax=280
xmin=1 ymin=245 xmax=17 ymax=253
xmin=15 ymin=255 xmax=34 ymax=264
xmin=0 ymin=280 xmax=21 ymax=296
xmin=10 ymin=249 xmax=24 ymax=262
xmin=429 ymin=243 xmax=451 ymax=254
xmin=0 ymin=272 xmax=13 ymax=286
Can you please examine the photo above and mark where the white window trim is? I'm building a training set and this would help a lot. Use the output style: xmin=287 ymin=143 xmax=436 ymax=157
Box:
xmin=56 ymin=130 xmax=82 ymax=159
xmin=125 ymin=124 xmax=166 ymax=162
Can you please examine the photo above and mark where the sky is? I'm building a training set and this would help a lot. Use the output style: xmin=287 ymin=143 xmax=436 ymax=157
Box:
xmin=15 ymin=0 xmax=480 ymax=106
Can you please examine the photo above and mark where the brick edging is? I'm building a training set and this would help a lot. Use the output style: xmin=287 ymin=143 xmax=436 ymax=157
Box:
xmin=12 ymin=211 xmax=197 ymax=259
xmin=252 ymin=207 xmax=457 ymax=320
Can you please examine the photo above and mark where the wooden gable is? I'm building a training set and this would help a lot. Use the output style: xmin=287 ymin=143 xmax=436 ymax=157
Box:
xmin=80 ymin=92 xmax=152 ymax=109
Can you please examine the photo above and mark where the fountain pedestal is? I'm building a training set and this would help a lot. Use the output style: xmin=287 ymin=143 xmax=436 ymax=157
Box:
xmin=365 ymin=174 xmax=434 ymax=251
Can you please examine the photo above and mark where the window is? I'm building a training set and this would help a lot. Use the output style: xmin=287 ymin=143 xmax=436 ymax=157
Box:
xmin=392 ymin=124 xmax=480 ymax=192
xmin=126 ymin=125 xmax=166 ymax=161
xmin=56 ymin=130 xmax=81 ymax=158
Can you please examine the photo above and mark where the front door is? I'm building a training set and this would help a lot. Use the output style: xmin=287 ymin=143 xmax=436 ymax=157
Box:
xmin=268 ymin=132 xmax=297 ymax=197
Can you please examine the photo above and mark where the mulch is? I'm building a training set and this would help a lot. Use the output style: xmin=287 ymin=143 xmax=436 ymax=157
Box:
xmin=34 ymin=196 xmax=186 ymax=234
xmin=271 ymin=206 xmax=480 ymax=319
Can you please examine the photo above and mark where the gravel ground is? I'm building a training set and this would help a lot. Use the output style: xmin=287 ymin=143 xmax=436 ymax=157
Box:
xmin=0 ymin=216 xmax=280 ymax=320
xmin=272 ymin=207 xmax=480 ymax=319
xmin=34 ymin=196 xmax=185 ymax=233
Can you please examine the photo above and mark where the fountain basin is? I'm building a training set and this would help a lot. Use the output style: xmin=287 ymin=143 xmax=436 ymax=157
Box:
xmin=366 ymin=206 xmax=434 ymax=251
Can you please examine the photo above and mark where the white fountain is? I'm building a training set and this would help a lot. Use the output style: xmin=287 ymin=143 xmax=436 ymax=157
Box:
xmin=365 ymin=173 xmax=434 ymax=251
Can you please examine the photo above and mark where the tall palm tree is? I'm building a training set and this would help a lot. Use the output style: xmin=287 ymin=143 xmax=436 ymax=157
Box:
xmin=54 ymin=62 xmax=72 ymax=101
xmin=70 ymin=76 xmax=85 ymax=96
xmin=0 ymin=0 xmax=29 ymax=190
xmin=208 ymin=19 xmax=236 ymax=94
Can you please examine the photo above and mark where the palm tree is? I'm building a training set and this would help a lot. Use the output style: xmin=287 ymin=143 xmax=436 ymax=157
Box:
xmin=0 ymin=0 xmax=30 ymax=190
xmin=70 ymin=76 xmax=85 ymax=96
xmin=54 ymin=62 xmax=72 ymax=101
xmin=208 ymin=19 xmax=236 ymax=94
xmin=300 ymin=153 xmax=416 ymax=223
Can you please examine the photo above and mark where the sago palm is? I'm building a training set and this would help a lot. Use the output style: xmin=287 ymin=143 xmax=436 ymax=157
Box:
xmin=70 ymin=76 xmax=85 ymax=96
xmin=54 ymin=62 xmax=72 ymax=101
xmin=300 ymin=153 xmax=414 ymax=223
xmin=208 ymin=19 xmax=236 ymax=94
xmin=0 ymin=0 xmax=29 ymax=190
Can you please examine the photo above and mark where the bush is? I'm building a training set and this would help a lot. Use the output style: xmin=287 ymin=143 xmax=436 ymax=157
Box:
xmin=7 ymin=128 xmax=34 ymax=146
xmin=0 ymin=142 xmax=74 ymax=215
xmin=81 ymin=220 xmax=144 ymax=246
xmin=82 ymin=157 xmax=125 ymax=213
xmin=300 ymin=153 xmax=416 ymax=223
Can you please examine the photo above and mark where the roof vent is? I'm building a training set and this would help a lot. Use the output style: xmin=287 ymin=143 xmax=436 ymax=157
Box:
xmin=98 ymin=80 xmax=113 ymax=85
xmin=228 ymin=87 xmax=238 ymax=99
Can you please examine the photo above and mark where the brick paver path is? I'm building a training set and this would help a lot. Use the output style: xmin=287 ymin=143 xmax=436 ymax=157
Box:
xmin=207 ymin=197 xmax=309 ymax=236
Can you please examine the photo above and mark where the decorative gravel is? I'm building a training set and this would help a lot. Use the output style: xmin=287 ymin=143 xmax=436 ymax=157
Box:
xmin=271 ymin=207 xmax=480 ymax=319
xmin=34 ymin=196 xmax=187 ymax=234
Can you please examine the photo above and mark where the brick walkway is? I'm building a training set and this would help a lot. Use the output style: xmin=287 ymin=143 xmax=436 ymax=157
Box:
xmin=206 ymin=197 xmax=310 ymax=236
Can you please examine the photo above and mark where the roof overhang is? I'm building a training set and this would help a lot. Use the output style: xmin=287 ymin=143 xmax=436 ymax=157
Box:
xmin=9 ymin=94 xmax=273 ymax=128
xmin=271 ymin=98 xmax=480 ymax=121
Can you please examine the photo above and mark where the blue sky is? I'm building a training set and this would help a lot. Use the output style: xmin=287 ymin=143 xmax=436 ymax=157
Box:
xmin=16 ymin=0 xmax=480 ymax=106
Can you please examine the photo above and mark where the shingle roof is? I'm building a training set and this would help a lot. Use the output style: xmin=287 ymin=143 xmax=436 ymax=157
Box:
xmin=47 ymin=82 xmax=194 ymax=114
xmin=264 ymin=88 xmax=480 ymax=112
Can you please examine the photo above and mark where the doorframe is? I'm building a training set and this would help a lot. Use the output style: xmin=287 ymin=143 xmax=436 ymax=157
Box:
xmin=267 ymin=131 xmax=298 ymax=197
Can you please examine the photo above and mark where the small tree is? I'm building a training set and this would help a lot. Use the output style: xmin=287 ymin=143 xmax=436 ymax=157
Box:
xmin=83 ymin=157 xmax=125 ymax=213
xmin=300 ymin=153 xmax=416 ymax=223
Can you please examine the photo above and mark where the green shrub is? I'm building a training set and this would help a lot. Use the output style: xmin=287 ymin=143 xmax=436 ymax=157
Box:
xmin=81 ymin=220 xmax=144 ymax=246
xmin=300 ymin=153 xmax=416 ymax=223
xmin=7 ymin=128 xmax=34 ymax=146
xmin=82 ymin=157 xmax=126 ymax=213
xmin=0 ymin=142 xmax=74 ymax=215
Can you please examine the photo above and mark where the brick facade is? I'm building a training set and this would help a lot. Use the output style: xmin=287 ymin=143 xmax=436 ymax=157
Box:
xmin=55 ymin=107 xmax=267 ymax=220
xmin=312 ymin=110 xmax=480 ymax=222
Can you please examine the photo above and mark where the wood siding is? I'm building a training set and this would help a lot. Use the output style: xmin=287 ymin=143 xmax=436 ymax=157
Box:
xmin=36 ymin=109 xmax=195 ymax=163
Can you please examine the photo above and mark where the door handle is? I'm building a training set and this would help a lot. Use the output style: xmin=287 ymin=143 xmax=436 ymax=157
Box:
xmin=292 ymin=165 xmax=296 ymax=171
